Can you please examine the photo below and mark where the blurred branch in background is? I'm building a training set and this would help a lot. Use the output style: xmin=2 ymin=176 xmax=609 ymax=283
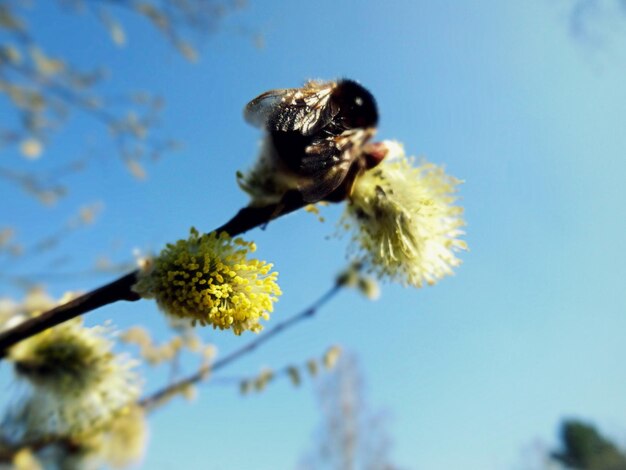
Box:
xmin=138 ymin=280 xmax=344 ymax=412
xmin=0 ymin=157 xmax=87 ymax=204
xmin=298 ymin=353 xmax=405 ymax=470
xmin=0 ymin=201 xmax=103 ymax=263
xmin=0 ymin=201 xmax=136 ymax=291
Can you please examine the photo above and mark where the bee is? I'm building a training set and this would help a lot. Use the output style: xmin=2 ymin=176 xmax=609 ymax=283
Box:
xmin=243 ymin=79 xmax=385 ymax=204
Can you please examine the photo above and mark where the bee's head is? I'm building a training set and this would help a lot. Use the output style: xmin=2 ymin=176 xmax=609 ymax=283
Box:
xmin=333 ymin=79 xmax=379 ymax=129
xmin=362 ymin=141 xmax=388 ymax=170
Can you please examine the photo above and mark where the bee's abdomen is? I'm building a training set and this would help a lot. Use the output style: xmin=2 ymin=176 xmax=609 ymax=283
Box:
xmin=270 ymin=131 xmax=317 ymax=174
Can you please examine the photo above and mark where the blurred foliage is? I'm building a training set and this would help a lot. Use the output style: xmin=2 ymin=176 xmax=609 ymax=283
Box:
xmin=0 ymin=0 xmax=248 ymax=201
xmin=551 ymin=419 xmax=626 ymax=470
xmin=121 ymin=324 xmax=214 ymax=367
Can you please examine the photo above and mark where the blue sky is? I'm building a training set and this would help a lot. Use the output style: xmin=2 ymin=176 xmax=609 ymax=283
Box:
xmin=2 ymin=1 xmax=626 ymax=469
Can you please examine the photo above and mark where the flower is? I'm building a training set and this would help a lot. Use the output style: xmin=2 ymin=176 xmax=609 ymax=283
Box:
xmin=86 ymin=405 xmax=148 ymax=468
xmin=336 ymin=263 xmax=381 ymax=300
xmin=322 ymin=345 xmax=342 ymax=369
xmin=341 ymin=141 xmax=467 ymax=288
xmin=133 ymin=228 xmax=281 ymax=335
xmin=7 ymin=319 xmax=141 ymax=439
xmin=12 ymin=448 xmax=42 ymax=470
xmin=7 ymin=406 xmax=147 ymax=470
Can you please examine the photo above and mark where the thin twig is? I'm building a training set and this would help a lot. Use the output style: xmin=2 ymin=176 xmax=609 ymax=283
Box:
xmin=139 ymin=282 xmax=342 ymax=412
xmin=0 ymin=191 xmax=307 ymax=358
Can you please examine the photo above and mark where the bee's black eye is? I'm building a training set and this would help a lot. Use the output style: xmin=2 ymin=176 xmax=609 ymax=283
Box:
xmin=333 ymin=80 xmax=378 ymax=129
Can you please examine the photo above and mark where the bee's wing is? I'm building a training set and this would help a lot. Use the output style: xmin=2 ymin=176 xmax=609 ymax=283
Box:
xmin=273 ymin=85 xmax=337 ymax=136
xmin=244 ymin=88 xmax=291 ymax=129
xmin=244 ymin=82 xmax=338 ymax=136
xmin=297 ymin=133 xmax=362 ymax=202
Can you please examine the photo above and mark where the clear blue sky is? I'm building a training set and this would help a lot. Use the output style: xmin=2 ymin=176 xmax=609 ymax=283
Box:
xmin=2 ymin=1 xmax=626 ymax=469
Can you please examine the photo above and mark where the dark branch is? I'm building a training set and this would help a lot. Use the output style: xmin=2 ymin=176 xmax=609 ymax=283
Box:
xmin=0 ymin=272 xmax=139 ymax=359
xmin=214 ymin=190 xmax=305 ymax=235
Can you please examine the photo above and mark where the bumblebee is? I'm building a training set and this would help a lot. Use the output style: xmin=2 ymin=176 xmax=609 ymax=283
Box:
xmin=243 ymin=79 xmax=384 ymax=204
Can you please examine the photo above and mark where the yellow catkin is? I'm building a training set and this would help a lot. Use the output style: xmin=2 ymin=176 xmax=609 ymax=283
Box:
xmin=342 ymin=141 xmax=467 ymax=288
xmin=134 ymin=229 xmax=281 ymax=335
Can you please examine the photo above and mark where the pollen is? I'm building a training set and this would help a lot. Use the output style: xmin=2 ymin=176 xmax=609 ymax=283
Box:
xmin=133 ymin=228 xmax=281 ymax=335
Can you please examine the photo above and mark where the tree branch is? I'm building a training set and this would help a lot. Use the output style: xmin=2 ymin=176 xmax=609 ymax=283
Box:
xmin=0 ymin=192 xmax=307 ymax=358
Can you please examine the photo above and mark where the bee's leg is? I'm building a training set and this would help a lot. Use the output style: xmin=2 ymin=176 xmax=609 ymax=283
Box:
xmin=324 ymin=163 xmax=362 ymax=203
